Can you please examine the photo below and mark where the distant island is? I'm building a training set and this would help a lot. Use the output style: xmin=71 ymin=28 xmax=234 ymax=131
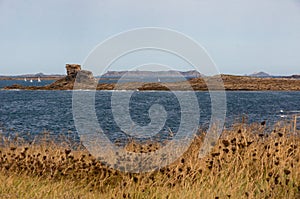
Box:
xmin=248 ymin=71 xmax=271 ymax=77
xmin=2 ymin=64 xmax=300 ymax=91
xmin=101 ymin=70 xmax=202 ymax=78
xmin=0 ymin=73 xmax=64 ymax=81
xmin=248 ymin=71 xmax=300 ymax=79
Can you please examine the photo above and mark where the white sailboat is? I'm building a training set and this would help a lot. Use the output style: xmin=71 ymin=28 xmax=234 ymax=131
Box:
xmin=30 ymin=79 xmax=33 ymax=83
xmin=38 ymin=77 xmax=41 ymax=82
xmin=24 ymin=78 xmax=27 ymax=82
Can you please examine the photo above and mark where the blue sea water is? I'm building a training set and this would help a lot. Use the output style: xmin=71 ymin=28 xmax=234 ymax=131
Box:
xmin=0 ymin=80 xmax=299 ymax=143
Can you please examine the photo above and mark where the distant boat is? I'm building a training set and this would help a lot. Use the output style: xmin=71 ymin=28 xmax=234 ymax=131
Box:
xmin=30 ymin=79 xmax=33 ymax=83
xmin=38 ymin=77 xmax=41 ymax=82
xmin=158 ymin=77 xmax=161 ymax=82
xmin=24 ymin=78 xmax=27 ymax=82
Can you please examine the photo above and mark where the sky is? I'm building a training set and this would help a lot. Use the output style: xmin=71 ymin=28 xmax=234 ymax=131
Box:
xmin=0 ymin=0 xmax=300 ymax=75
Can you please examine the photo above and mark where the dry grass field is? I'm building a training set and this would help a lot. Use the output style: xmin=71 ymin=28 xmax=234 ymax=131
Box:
xmin=0 ymin=121 xmax=299 ymax=198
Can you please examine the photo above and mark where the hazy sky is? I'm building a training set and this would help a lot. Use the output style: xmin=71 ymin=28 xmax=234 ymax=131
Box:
xmin=0 ymin=0 xmax=300 ymax=75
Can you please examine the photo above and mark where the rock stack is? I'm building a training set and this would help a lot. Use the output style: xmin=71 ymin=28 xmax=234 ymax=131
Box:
xmin=49 ymin=64 xmax=96 ymax=89
xmin=66 ymin=64 xmax=81 ymax=80
xmin=3 ymin=64 xmax=96 ymax=90
xmin=65 ymin=64 xmax=95 ymax=83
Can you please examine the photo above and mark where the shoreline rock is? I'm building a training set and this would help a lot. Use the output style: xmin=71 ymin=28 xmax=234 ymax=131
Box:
xmin=3 ymin=64 xmax=97 ymax=90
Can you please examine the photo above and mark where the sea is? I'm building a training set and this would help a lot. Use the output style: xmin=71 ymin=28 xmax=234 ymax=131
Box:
xmin=0 ymin=79 xmax=299 ymax=144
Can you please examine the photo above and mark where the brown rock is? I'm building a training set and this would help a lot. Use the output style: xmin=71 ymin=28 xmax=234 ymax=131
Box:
xmin=66 ymin=64 xmax=81 ymax=78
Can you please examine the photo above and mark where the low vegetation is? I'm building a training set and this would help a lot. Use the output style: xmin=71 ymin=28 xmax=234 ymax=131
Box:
xmin=0 ymin=121 xmax=299 ymax=198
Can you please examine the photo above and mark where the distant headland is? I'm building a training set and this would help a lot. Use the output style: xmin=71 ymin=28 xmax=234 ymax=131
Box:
xmin=2 ymin=64 xmax=300 ymax=91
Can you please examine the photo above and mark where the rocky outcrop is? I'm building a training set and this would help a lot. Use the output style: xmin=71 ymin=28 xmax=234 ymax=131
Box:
xmin=3 ymin=64 xmax=96 ymax=90
xmin=66 ymin=64 xmax=81 ymax=78
xmin=47 ymin=65 xmax=96 ymax=89
xmin=76 ymin=70 xmax=94 ymax=83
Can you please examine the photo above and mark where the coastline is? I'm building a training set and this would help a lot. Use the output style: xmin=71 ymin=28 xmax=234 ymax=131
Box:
xmin=0 ymin=76 xmax=62 ymax=81
xmin=3 ymin=74 xmax=300 ymax=91
xmin=2 ymin=65 xmax=300 ymax=91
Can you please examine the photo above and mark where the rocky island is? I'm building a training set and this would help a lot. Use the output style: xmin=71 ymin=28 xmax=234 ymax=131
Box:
xmin=4 ymin=64 xmax=97 ymax=90
xmin=3 ymin=64 xmax=300 ymax=91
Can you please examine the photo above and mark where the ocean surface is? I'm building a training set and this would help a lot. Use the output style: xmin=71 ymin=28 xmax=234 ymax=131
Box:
xmin=0 ymin=80 xmax=300 ymax=144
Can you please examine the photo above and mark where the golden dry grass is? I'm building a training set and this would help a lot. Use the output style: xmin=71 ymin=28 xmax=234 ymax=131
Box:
xmin=0 ymin=121 xmax=299 ymax=198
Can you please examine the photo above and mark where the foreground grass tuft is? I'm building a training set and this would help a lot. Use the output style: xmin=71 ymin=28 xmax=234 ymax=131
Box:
xmin=0 ymin=122 xmax=299 ymax=198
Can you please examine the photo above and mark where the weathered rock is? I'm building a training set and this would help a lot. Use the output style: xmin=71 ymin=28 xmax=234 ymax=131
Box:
xmin=76 ymin=70 xmax=95 ymax=83
xmin=66 ymin=64 xmax=81 ymax=78
xmin=47 ymin=65 xmax=96 ymax=89
xmin=4 ymin=64 xmax=96 ymax=90
xmin=4 ymin=84 xmax=26 ymax=90
xmin=72 ymin=70 xmax=98 ymax=90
